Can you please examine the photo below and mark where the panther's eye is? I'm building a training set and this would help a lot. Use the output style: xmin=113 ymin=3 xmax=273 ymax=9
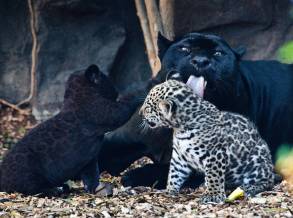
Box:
xmin=144 ymin=107 xmax=152 ymax=113
xmin=214 ymin=51 xmax=223 ymax=56
xmin=179 ymin=46 xmax=191 ymax=53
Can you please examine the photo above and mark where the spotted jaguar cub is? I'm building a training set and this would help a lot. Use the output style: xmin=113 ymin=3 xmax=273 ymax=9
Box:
xmin=140 ymin=79 xmax=279 ymax=203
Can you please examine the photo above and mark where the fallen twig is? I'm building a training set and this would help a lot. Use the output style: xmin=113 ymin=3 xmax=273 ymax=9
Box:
xmin=0 ymin=99 xmax=30 ymax=115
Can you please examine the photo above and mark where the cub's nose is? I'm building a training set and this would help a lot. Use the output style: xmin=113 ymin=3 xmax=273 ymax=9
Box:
xmin=147 ymin=121 xmax=156 ymax=128
xmin=190 ymin=56 xmax=210 ymax=69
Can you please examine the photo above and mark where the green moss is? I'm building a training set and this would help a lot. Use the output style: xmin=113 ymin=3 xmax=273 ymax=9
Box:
xmin=277 ymin=41 xmax=293 ymax=64
xmin=276 ymin=144 xmax=293 ymax=161
xmin=18 ymin=127 xmax=26 ymax=135
xmin=1 ymin=133 xmax=18 ymax=149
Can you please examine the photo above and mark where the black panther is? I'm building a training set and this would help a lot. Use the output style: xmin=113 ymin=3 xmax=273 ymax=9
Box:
xmin=157 ymin=32 xmax=293 ymax=157
xmin=101 ymin=32 xmax=293 ymax=189
xmin=0 ymin=65 xmax=138 ymax=195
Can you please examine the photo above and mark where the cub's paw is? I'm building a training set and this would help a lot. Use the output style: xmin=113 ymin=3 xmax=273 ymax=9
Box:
xmin=83 ymin=180 xmax=99 ymax=194
xmin=84 ymin=184 xmax=98 ymax=194
xmin=200 ymin=193 xmax=226 ymax=204
xmin=166 ymin=187 xmax=179 ymax=196
xmin=40 ymin=184 xmax=71 ymax=197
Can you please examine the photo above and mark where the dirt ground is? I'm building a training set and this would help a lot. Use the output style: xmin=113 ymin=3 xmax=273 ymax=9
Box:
xmin=0 ymin=105 xmax=292 ymax=217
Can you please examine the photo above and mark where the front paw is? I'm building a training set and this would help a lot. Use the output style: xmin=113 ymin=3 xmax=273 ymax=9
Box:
xmin=166 ymin=187 xmax=179 ymax=196
xmin=83 ymin=180 xmax=99 ymax=194
xmin=200 ymin=192 xmax=226 ymax=204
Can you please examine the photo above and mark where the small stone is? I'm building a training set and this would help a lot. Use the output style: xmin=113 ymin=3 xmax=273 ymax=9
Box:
xmin=101 ymin=211 xmax=111 ymax=218
xmin=249 ymin=197 xmax=267 ymax=204
xmin=95 ymin=182 xmax=113 ymax=197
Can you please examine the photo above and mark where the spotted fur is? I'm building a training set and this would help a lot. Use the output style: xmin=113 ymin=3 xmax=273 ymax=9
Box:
xmin=140 ymin=79 xmax=278 ymax=203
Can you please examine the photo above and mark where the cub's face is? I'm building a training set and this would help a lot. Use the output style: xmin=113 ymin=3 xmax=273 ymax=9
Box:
xmin=158 ymin=33 xmax=245 ymax=100
xmin=140 ymin=80 xmax=196 ymax=130
xmin=139 ymin=85 xmax=167 ymax=129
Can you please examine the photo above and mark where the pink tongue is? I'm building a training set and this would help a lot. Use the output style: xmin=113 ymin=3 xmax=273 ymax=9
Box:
xmin=186 ymin=75 xmax=205 ymax=98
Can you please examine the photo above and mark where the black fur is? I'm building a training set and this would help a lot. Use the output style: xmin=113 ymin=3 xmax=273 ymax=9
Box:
xmin=158 ymin=32 xmax=293 ymax=158
xmin=102 ymin=33 xmax=292 ymax=189
xmin=0 ymin=65 xmax=137 ymax=195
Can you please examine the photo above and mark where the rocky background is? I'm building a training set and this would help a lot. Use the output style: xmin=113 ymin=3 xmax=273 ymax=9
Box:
xmin=0 ymin=0 xmax=293 ymax=121
xmin=0 ymin=0 xmax=151 ymax=120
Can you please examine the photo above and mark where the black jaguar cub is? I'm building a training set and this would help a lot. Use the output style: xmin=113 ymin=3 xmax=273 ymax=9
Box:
xmin=0 ymin=65 xmax=136 ymax=195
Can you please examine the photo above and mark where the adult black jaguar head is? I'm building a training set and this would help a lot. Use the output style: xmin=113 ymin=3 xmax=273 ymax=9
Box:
xmin=157 ymin=32 xmax=245 ymax=102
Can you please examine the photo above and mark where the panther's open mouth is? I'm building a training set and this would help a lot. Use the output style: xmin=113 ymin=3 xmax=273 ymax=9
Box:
xmin=186 ymin=75 xmax=207 ymax=98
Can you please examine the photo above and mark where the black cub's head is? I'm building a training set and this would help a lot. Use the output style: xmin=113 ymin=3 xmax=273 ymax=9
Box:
xmin=62 ymin=65 xmax=118 ymax=111
xmin=84 ymin=65 xmax=118 ymax=100
xmin=157 ymin=32 xmax=245 ymax=100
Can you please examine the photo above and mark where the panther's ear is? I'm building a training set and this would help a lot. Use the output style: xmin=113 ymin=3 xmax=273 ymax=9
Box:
xmin=85 ymin=64 xmax=102 ymax=84
xmin=233 ymin=46 xmax=246 ymax=59
xmin=157 ymin=32 xmax=172 ymax=60
xmin=158 ymin=99 xmax=176 ymax=119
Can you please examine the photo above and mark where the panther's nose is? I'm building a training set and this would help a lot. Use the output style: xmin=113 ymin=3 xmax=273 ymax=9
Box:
xmin=190 ymin=56 xmax=210 ymax=69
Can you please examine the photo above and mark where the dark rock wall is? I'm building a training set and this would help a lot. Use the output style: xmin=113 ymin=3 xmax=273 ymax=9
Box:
xmin=34 ymin=0 xmax=121 ymax=120
xmin=168 ymin=0 xmax=293 ymax=60
xmin=109 ymin=1 xmax=151 ymax=92
xmin=0 ymin=0 xmax=151 ymax=121
xmin=32 ymin=0 xmax=151 ymax=120
xmin=0 ymin=0 xmax=32 ymax=103
xmin=1 ymin=0 xmax=292 ymax=120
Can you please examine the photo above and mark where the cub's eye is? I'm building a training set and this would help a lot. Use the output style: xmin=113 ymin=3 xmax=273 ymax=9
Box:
xmin=179 ymin=46 xmax=191 ymax=53
xmin=144 ymin=107 xmax=152 ymax=113
xmin=214 ymin=51 xmax=223 ymax=56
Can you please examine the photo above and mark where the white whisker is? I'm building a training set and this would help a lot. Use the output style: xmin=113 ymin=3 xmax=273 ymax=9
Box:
xmin=139 ymin=119 xmax=150 ymax=134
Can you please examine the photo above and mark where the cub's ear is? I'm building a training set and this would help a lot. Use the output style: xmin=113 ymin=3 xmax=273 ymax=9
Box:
xmin=158 ymin=99 xmax=176 ymax=119
xmin=85 ymin=64 xmax=103 ymax=84
xmin=157 ymin=32 xmax=172 ymax=60
xmin=233 ymin=45 xmax=246 ymax=59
